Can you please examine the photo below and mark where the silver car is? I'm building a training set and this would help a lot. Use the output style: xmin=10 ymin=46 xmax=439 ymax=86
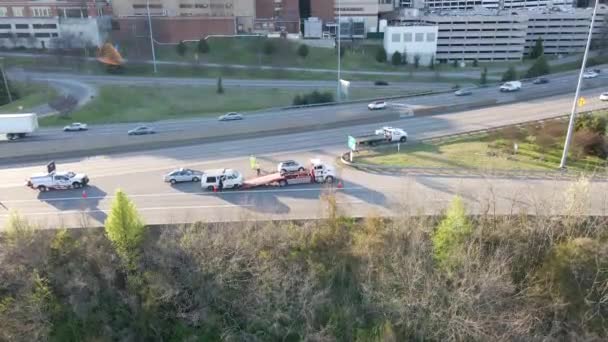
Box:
xmin=277 ymin=160 xmax=305 ymax=174
xmin=218 ymin=112 xmax=243 ymax=121
xmin=128 ymin=125 xmax=155 ymax=135
xmin=63 ymin=122 xmax=88 ymax=132
xmin=454 ymin=89 xmax=472 ymax=96
xmin=164 ymin=168 xmax=203 ymax=184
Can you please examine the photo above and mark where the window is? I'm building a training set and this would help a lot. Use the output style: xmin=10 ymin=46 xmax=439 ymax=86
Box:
xmin=0 ymin=24 xmax=10 ymax=29
xmin=403 ymin=33 xmax=412 ymax=42
xmin=0 ymin=33 xmax=11 ymax=38
xmin=15 ymin=24 xmax=29 ymax=29
xmin=0 ymin=7 xmax=7 ymax=17
xmin=12 ymin=7 xmax=24 ymax=17
xmin=16 ymin=33 xmax=30 ymax=38
xmin=34 ymin=33 xmax=51 ymax=38
xmin=179 ymin=4 xmax=193 ymax=8
xmin=206 ymin=177 xmax=217 ymax=183
xmin=415 ymin=32 xmax=424 ymax=42
xmin=391 ymin=33 xmax=400 ymax=43
xmin=33 ymin=24 xmax=57 ymax=29
xmin=426 ymin=33 xmax=436 ymax=42
xmin=133 ymin=4 xmax=162 ymax=9
xmin=32 ymin=7 xmax=51 ymax=17
xmin=51 ymin=33 xmax=58 ymax=37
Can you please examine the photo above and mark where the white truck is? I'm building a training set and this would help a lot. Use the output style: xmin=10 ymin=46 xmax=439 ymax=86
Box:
xmin=499 ymin=81 xmax=522 ymax=92
xmin=27 ymin=171 xmax=90 ymax=191
xmin=353 ymin=127 xmax=408 ymax=148
xmin=0 ymin=113 xmax=39 ymax=140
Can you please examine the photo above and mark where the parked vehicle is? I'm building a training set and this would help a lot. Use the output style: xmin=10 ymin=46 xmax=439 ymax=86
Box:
xmin=454 ymin=89 xmax=473 ymax=96
xmin=164 ymin=168 xmax=203 ymax=184
xmin=499 ymin=81 xmax=522 ymax=92
xmin=277 ymin=160 xmax=305 ymax=174
xmin=374 ymin=80 xmax=389 ymax=86
xmin=27 ymin=171 xmax=89 ymax=191
xmin=600 ymin=92 xmax=608 ymax=101
xmin=533 ymin=77 xmax=549 ymax=84
xmin=0 ymin=113 xmax=38 ymax=140
xmin=583 ymin=71 xmax=599 ymax=79
xmin=218 ymin=112 xmax=243 ymax=121
xmin=128 ymin=125 xmax=155 ymax=135
xmin=368 ymin=101 xmax=387 ymax=110
xmin=63 ymin=122 xmax=88 ymax=132
xmin=353 ymin=127 xmax=408 ymax=148
xmin=201 ymin=169 xmax=243 ymax=191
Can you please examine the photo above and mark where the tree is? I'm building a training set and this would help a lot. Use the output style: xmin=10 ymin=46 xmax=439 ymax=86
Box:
xmin=428 ymin=56 xmax=435 ymax=70
xmin=104 ymin=189 xmax=146 ymax=268
xmin=297 ymin=44 xmax=309 ymax=58
xmin=263 ymin=39 xmax=275 ymax=55
xmin=480 ymin=67 xmax=488 ymax=85
xmin=176 ymin=40 xmax=187 ymax=57
xmin=575 ymin=113 xmax=607 ymax=135
xmin=375 ymin=47 xmax=387 ymax=63
xmin=452 ymin=59 xmax=458 ymax=68
xmin=197 ymin=38 xmax=210 ymax=54
xmin=529 ymin=37 xmax=544 ymax=59
xmin=217 ymin=76 xmax=224 ymax=94
xmin=473 ymin=59 xmax=479 ymax=67
xmin=525 ymin=55 xmax=550 ymax=78
xmin=391 ymin=51 xmax=402 ymax=66
xmin=0 ymin=66 xmax=18 ymax=106
xmin=413 ymin=55 xmax=420 ymax=69
xmin=401 ymin=48 xmax=408 ymax=65
xmin=501 ymin=66 xmax=517 ymax=82
xmin=432 ymin=196 xmax=472 ymax=271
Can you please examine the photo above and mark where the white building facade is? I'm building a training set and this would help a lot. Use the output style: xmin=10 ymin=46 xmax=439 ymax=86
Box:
xmin=383 ymin=24 xmax=438 ymax=64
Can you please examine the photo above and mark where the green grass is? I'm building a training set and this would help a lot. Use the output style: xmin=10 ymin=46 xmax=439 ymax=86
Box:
xmin=357 ymin=128 xmax=608 ymax=173
xmin=39 ymin=85 xmax=416 ymax=126
xmin=0 ymin=82 xmax=57 ymax=114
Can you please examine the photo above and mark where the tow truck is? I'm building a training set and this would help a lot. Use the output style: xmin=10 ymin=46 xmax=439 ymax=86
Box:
xmin=353 ymin=127 xmax=408 ymax=148
xmin=201 ymin=159 xmax=337 ymax=190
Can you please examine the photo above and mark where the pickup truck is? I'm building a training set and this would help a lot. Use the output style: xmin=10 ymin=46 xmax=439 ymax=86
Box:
xmin=353 ymin=127 xmax=408 ymax=148
xmin=499 ymin=81 xmax=522 ymax=92
xmin=27 ymin=171 xmax=90 ymax=191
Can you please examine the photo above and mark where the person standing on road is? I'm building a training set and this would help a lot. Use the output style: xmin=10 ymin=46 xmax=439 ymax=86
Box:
xmin=218 ymin=176 xmax=224 ymax=192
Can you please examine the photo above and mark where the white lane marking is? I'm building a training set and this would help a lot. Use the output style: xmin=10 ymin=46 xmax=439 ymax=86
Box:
xmin=0 ymin=186 xmax=367 ymax=204
xmin=0 ymin=200 xmax=366 ymax=218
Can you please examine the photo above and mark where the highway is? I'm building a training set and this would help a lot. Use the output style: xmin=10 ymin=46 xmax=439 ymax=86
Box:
xmin=2 ymin=70 xmax=608 ymax=162
xmin=2 ymin=87 xmax=608 ymax=229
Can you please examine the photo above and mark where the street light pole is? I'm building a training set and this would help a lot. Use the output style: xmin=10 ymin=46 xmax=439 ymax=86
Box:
xmin=0 ymin=57 xmax=12 ymax=103
xmin=146 ymin=0 xmax=158 ymax=73
xmin=337 ymin=0 xmax=341 ymax=102
xmin=559 ymin=1 xmax=598 ymax=169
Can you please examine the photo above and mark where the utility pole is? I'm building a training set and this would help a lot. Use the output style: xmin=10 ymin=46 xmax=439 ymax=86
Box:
xmin=337 ymin=0 xmax=341 ymax=102
xmin=0 ymin=57 xmax=12 ymax=103
xmin=559 ymin=1 xmax=598 ymax=169
xmin=146 ymin=0 xmax=157 ymax=73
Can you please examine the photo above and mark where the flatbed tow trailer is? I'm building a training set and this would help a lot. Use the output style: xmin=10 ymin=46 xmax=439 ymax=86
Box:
xmin=242 ymin=170 xmax=331 ymax=189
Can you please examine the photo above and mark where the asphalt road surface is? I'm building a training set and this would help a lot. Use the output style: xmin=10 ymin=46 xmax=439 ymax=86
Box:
xmin=2 ymin=89 xmax=608 ymax=229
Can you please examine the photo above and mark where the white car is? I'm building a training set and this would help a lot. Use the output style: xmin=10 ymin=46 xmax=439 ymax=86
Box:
xmin=583 ymin=71 xmax=599 ymax=79
xmin=218 ymin=112 xmax=243 ymax=121
xmin=454 ymin=89 xmax=472 ymax=96
xmin=128 ymin=125 xmax=155 ymax=135
xmin=277 ymin=160 xmax=305 ymax=174
xmin=368 ymin=101 xmax=387 ymax=110
xmin=164 ymin=168 xmax=203 ymax=184
xmin=63 ymin=122 xmax=88 ymax=131
xmin=600 ymin=92 xmax=608 ymax=101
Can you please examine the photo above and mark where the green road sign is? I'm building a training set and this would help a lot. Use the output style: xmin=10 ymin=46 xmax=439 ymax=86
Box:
xmin=348 ymin=136 xmax=357 ymax=151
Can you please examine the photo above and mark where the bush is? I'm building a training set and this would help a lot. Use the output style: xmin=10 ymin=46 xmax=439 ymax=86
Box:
xmin=391 ymin=51 xmax=401 ymax=66
xmin=296 ymin=44 xmax=309 ymax=58
xmin=0 ymin=67 xmax=19 ymax=106
xmin=262 ymin=40 xmax=276 ymax=55
xmin=575 ymin=113 xmax=607 ymax=135
xmin=501 ymin=66 xmax=517 ymax=82
xmin=197 ymin=39 xmax=210 ymax=54
xmin=413 ymin=55 xmax=420 ymax=68
xmin=432 ymin=197 xmax=472 ymax=271
xmin=176 ymin=41 xmax=187 ymax=57
xmin=473 ymin=59 xmax=479 ymax=67
xmin=525 ymin=55 xmax=550 ymax=78
xmin=573 ymin=129 xmax=607 ymax=159
xmin=375 ymin=47 xmax=387 ymax=63
xmin=293 ymin=90 xmax=334 ymax=106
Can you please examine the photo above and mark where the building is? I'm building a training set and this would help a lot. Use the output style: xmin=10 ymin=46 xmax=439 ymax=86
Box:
xmin=396 ymin=0 xmax=575 ymax=10
xmin=0 ymin=1 xmax=111 ymax=49
xmin=383 ymin=24 xmax=438 ymax=63
xmin=254 ymin=0 xmax=300 ymax=33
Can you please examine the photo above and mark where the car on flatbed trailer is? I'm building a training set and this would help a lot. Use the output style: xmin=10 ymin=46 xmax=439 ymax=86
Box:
xmin=353 ymin=127 xmax=408 ymax=149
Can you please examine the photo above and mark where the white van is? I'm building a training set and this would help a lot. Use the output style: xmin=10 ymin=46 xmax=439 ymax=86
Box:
xmin=499 ymin=81 xmax=522 ymax=92
xmin=201 ymin=169 xmax=243 ymax=190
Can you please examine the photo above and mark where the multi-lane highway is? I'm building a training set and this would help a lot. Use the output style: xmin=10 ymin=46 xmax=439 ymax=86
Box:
xmin=2 ymin=86 xmax=608 ymax=229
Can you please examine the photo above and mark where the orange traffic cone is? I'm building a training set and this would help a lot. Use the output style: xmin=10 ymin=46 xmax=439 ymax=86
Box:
xmin=82 ymin=190 xmax=88 ymax=199
xmin=213 ymin=186 xmax=218 ymax=193
xmin=337 ymin=181 xmax=343 ymax=189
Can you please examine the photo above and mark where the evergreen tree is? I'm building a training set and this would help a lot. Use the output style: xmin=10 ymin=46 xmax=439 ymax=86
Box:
xmin=414 ymin=55 xmax=420 ymax=69
xmin=391 ymin=51 xmax=402 ymax=66
xmin=501 ymin=66 xmax=517 ymax=82
xmin=429 ymin=56 xmax=435 ymax=70
xmin=104 ymin=189 xmax=146 ymax=269
xmin=297 ymin=44 xmax=309 ymax=58
xmin=0 ymin=66 xmax=17 ymax=106
xmin=197 ymin=38 xmax=210 ymax=54
xmin=480 ymin=67 xmax=488 ymax=85
xmin=176 ymin=40 xmax=187 ymax=57
xmin=529 ymin=37 xmax=544 ymax=59
xmin=473 ymin=59 xmax=479 ymax=67
xmin=432 ymin=196 xmax=472 ymax=271
xmin=217 ymin=76 xmax=224 ymax=94
xmin=525 ymin=55 xmax=550 ymax=78
xmin=452 ymin=59 xmax=458 ymax=68
xmin=375 ymin=47 xmax=387 ymax=63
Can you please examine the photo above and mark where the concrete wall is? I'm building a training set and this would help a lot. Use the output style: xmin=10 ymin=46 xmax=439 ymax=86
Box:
xmin=383 ymin=25 xmax=438 ymax=64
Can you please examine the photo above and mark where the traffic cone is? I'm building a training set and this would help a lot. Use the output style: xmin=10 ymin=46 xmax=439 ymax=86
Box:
xmin=337 ymin=181 xmax=343 ymax=189
xmin=213 ymin=186 xmax=218 ymax=193
xmin=82 ymin=190 xmax=88 ymax=199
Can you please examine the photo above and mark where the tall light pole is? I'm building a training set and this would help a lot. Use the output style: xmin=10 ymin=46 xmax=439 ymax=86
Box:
xmin=559 ymin=1 xmax=598 ymax=169
xmin=146 ymin=0 xmax=158 ymax=73
xmin=337 ymin=0 xmax=341 ymax=102
xmin=0 ymin=57 xmax=12 ymax=103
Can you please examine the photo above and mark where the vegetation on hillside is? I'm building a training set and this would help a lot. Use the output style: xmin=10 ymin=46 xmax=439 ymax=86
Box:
xmin=1 ymin=185 xmax=607 ymax=341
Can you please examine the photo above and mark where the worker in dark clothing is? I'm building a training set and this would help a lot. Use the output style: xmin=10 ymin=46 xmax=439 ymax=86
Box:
xmin=218 ymin=176 xmax=224 ymax=192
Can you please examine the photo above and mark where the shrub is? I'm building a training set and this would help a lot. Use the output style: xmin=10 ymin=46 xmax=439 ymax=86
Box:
xmin=391 ymin=51 xmax=401 ymax=66
xmin=375 ymin=47 xmax=387 ymax=63
xmin=573 ymin=129 xmax=607 ymax=159
xmin=293 ymin=90 xmax=334 ymax=106
xmin=432 ymin=196 xmax=473 ymax=271
xmin=104 ymin=189 xmax=146 ymax=269
xmin=413 ymin=55 xmax=420 ymax=68
xmin=473 ymin=59 xmax=479 ymax=67
xmin=262 ymin=39 xmax=275 ymax=55
xmin=176 ymin=41 xmax=187 ymax=57
xmin=501 ymin=66 xmax=517 ymax=82
xmin=525 ymin=55 xmax=550 ymax=78
xmin=197 ymin=38 xmax=210 ymax=54
xmin=575 ymin=113 xmax=607 ymax=135
xmin=296 ymin=44 xmax=309 ymax=58
xmin=529 ymin=37 xmax=544 ymax=59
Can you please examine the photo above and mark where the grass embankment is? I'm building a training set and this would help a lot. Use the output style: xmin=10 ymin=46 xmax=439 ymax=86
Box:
xmin=358 ymin=111 xmax=608 ymax=173
xmin=2 ymin=193 xmax=607 ymax=341
xmin=39 ymin=85 xmax=413 ymax=126
xmin=0 ymin=82 xmax=57 ymax=114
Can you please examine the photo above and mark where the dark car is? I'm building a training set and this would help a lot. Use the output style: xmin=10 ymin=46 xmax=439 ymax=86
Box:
xmin=374 ymin=80 xmax=389 ymax=86
xmin=533 ymin=77 xmax=549 ymax=84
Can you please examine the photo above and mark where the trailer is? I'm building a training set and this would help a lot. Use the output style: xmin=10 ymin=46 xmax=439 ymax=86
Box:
xmin=354 ymin=127 xmax=408 ymax=148
xmin=0 ymin=113 xmax=38 ymax=140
